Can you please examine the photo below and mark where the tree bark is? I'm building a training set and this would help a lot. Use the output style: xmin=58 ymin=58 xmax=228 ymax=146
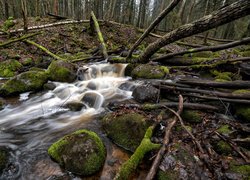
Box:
xmin=152 ymin=37 xmax=250 ymax=61
xmin=127 ymin=0 xmax=181 ymax=58
xmin=139 ymin=0 xmax=250 ymax=63
xmin=21 ymin=0 xmax=28 ymax=32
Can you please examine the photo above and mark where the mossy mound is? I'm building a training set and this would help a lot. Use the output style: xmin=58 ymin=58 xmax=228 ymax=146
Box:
xmin=242 ymin=50 xmax=250 ymax=57
xmin=157 ymin=169 xmax=179 ymax=180
xmin=131 ymin=64 xmax=169 ymax=79
xmin=124 ymin=63 xmax=138 ymax=76
xmin=181 ymin=110 xmax=203 ymax=124
xmin=214 ymin=140 xmax=232 ymax=155
xmin=0 ymin=70 xmax=48 ymax=96
xmin=47 ymin=60 xmax=77 ymax=82
xmin=217 ymin=125 xmax=232 ymax=135
xmin=21 ymin=57 xmax=34 ymax=66
xmin=211 ymin=70 xmax=233 ymax=81
xmin=0 ymin=148 xmax=9 ymax=171
xmin=233 ymin=89 xmax=250 ymax=95
xmin=235 ymin=105 xmax=250 ymax=123
xmin=190 ymin=51 xmax=214 ymax=58
xmin=48 ymin=129 xmax=106 ymax=176
xmin=229 ymin=163 xmax=250 ymax=179
xmin=102 ymin=111 xmax=151 ymax=152
xmin=0 ymin=59 xmax=23 ymax=78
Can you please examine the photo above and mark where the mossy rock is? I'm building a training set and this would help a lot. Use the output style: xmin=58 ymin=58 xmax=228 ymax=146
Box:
xmin=217 ymin=125 xmax=232 ymax=135
xmin=0 ymin=148 xmax=9 ymax=171
xmin=48 ymin=129 xmax=106 ymax=176
xmin=131 ymin=64 xmax=169 ymax=79
xmin=21 ymin=57 xmax=34 ymax=66
xmin=0 ymin=71 xmax=48 ymax=96
xmin=124 ymin=63 xmax=138 ymax=76
xmin=181 ymin=110 xmax=203 ymax=124
xmin=157 ymin=169 xmax=179 ymax=180
xmin=214 ymin=140 xmax=232 ymax=155
xmin=229 ymin=163 xmax=250 ymax=179
xmin=235 ymin=105 xmax=250 ymax=123
xmin=102 ymin=112 xmax=151 ymax=152
xmin=211 ymin=70 xmax=233 ymax=81
xmin=0 ymin=98 xmax=5 ymax=110
xmin=0 ymin=59 xmax=23 ymax=78
xmin=47 ymin=60 xmax=77 ymax=83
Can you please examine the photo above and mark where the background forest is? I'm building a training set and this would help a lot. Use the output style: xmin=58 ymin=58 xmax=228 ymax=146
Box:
xmin=0 ymin=0 xmax=249 ymax=40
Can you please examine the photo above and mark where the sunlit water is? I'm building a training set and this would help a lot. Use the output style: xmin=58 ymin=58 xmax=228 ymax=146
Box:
xmin=0 ymin=63 xmax=139 ymax=179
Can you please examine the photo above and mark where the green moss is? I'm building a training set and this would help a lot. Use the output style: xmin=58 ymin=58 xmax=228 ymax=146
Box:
xmin=191 ymin=51 xmax=214 ymax=58
xmin=124 ymin=63 xmax=138 ymax=76
xmin=235 ymin=105 xmax=250 ymax=122
xmin=48 ymin=129 xmax=106 ymax=176
xmin=102 ymin=112 xmax=150 ymax=152
xmin=115 ymin=126 xmax=160 ymax=180
xmin=230 ymin=164 xmax=250 ymax=178
xmin=211 ymin=70 xmax=233 ymax=81
xmin=142 ymin=103 xmax=158 ymax=111
xmin=181 ymin=110 xmax=203 ymax=123
xmin=215 ymin=141 xmax=232 ymax=155
xmin=131 ymin=64 xmax=168 ymax=79
xmin=241 ymin=50 xmax=250 ymax=57
xmin=215 ymin=78 xmax=230 ymax=82
xmin=0 ymin=71 xmax=48 ymax=96
xmin=2 ymin=17 xmax=15 ymax=31
xmin=0 ymin=59 xmax=23 ymax=77
xmin=233 ymin=89 xmax=250 ymax=95
xmin=22 ymin=57 xmax=33 ymax=66
xmin=217 ymin=125 xmax=232 ymax=135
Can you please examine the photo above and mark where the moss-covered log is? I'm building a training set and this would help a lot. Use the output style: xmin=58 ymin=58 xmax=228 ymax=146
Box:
xmin=90 ymin=11 xmax=108 ymax=59
xmin=115 ymin=126 xmax=160 ymax=180
xmin=24 ymin=40 xmax=65 ymax=61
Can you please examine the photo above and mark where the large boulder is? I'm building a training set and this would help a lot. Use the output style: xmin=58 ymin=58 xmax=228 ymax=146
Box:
xmin=132 ymin=85 xmax=160 ymax=103
xmin=131 ymin=64 xmax=169 ymax=79
xmin=47 ymin=60 xmax=77 ymax=83
xmin=102 ymin=111 xmax=151 ymax=152
xmin=0 ymin=59 xmax=23 ymax=78
xmin=48 ymin=129 xmax=106 ymax=176
xmin=0 ymin=71 xmax=48 ymax=96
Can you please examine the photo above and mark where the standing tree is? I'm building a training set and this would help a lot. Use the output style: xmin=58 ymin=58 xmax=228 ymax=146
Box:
xmin=21 ymin=0 xmax=28 ymax=32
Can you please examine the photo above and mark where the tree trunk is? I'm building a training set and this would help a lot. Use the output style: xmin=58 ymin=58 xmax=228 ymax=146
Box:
xmin=139 ymin=0 xmax=250 ymax=63
xmin=3 ymin=0 xmax=9 ymax=19
xmin=21 ymin=0 xmax=28 ymax=32
xmin=127 ymin=0 xmax=181 ymax=58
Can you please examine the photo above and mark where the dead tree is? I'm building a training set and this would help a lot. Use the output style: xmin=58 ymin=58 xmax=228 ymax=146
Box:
xmin=127 ymin=0 xmax=181 ymax=58
xmin=152 ymin=37 xmax=250 ymax=62
xmin=138 ymin=0 xmax=250 ymax=63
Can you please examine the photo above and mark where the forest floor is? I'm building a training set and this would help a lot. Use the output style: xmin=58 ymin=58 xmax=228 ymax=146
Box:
xmin=0 ymin=17 xmax=250 ymax=180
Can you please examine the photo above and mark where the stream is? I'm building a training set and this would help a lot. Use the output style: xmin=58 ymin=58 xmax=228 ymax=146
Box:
xmin=0 ymin=62 xmax=139 ymax=179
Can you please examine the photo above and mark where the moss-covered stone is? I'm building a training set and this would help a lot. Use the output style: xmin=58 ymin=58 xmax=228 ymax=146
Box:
xmin=22 ymin=57 xmax=33 ymax=66
xmin=214 ymin=141 xmax=232 ymax=155
xmin=102 ymin=111 xmax=151 ymax=152
xmin=157 ymin=170 xmax=179 ymax=180
xmin=124 ymin=63 xmax=138 ymax=76
xmin=217 ymin=125 xmax=232 ymax=135
xmin=181 ymin=110 xmax=203 ymax=124
xmin=0 ymin=59 xmax=23 ymax=77
xmin=48 ymin=129 xmax=106 ymax=176
xmin=0 ymin=70 xmax=48 ymax=96
xmin=235 ymin=105 xmax=250 ymax=122
xmin=47 ymin=60 xmax=77 ymax=82
xmin=131 ymin=64 xmax=169 ymax=79
xmin=211 ymin=70 xmax=233 ymax=81
xmin=0 ymin=148 xmax=8 ymax=171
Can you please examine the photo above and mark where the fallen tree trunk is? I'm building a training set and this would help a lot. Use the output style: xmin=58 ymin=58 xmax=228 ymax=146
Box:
xmin=47 ymin=13 xmax=68 ymax=20
xmin=195 ymin=35 xmax=234 ymax=43
xmin=139 ymin=0 xmax=250 ymax=63
xmin=177 ymin=78 xmax=250 ymax=89
xmin=90 ymin=11 xmax=108 ymax=59
xmin=24 ymin=40 xmax=64 ymax=61
xmin=127 ymin=0 xmax=181 ymax=58
xmin=152 ymin=37 xmax=250 ymax=62
xmin=0 ymin=32 xmax=40 ymax=48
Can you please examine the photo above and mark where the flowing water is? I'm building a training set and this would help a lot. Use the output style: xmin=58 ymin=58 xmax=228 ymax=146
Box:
xmin=0 ymin=62 xmax=139 ymax=179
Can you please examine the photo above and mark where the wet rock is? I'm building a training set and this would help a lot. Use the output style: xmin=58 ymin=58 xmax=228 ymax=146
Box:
xmin=0 ymin=148 xmax=9 ymax=172
xmin=124 ymin=63 xmax=137 ymax=76
xmin=132 ymin=85 xmax=159 ymax=103
xmin=102 ymin=111 xmax=151 ymax=152
xmin=81 ymin=92 xmax=103 ymax=108
xmin=131 ymin=64 xmax=169 ymax=79
xmin=181 ymin=110 xmax=203 ymax=124
xmin=0 ymin=98 xmax=6 ymax=110
xmin=47 ymin=60 xmax=77 ymax=83
xmin=64 ymin=101 xmax=86 ymax=111
xmin=0 ymin=59 xmax=23 ymax=78
xmin=43 ymin=82 xmax=57 ymax=90
xmin=0 ymin=71 xmax=48 ymax=96
xmin=48 ymin=129 xmax=106 ymax=176
xmin=118 ymin=81 xmax=136 ymax=91
xmin=86 ymin=82 xmax=97 ymax=90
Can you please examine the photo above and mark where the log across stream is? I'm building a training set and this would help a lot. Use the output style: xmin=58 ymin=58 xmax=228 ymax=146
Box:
xmin=0 ymin=62 xmax=139 ymax=179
